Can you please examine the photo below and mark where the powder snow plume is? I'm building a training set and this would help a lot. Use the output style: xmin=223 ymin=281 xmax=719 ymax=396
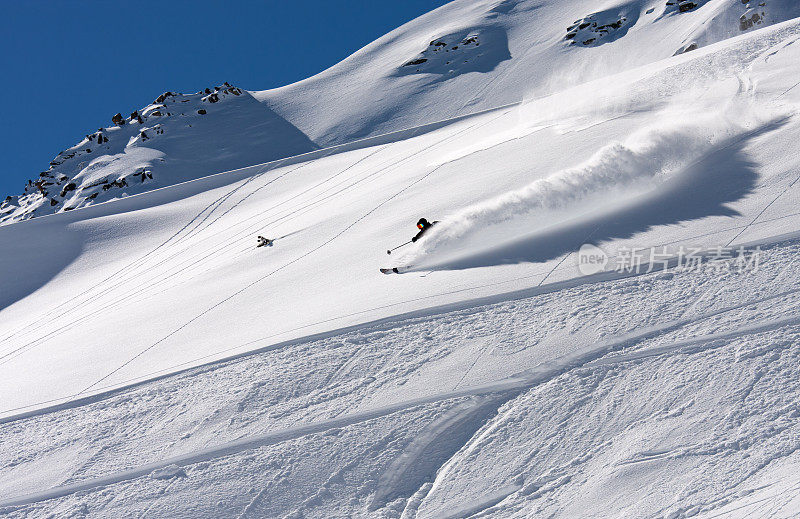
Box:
xmin=401 ymin=108 xmax=763 ymax=269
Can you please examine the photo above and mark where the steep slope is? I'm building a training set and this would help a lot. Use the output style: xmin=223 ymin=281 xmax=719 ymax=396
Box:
xmin=256 ymin=0 xmax=800 ymax=144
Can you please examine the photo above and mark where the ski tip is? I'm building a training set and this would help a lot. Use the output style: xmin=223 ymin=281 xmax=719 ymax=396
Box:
xmin=380 ymin=267 xmax=408 ymax=274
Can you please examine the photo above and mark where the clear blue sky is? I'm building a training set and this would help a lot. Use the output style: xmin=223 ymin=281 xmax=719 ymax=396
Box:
xmin=0 ymin=0 xmax=451 ymax=198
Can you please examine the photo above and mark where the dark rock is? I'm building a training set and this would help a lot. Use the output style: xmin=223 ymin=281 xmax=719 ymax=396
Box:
xmin=678 ymin=2 xmax=697 ymax=12
xmin=88 ymin=192 xmax=98 ymax=200
xmin=51 ymin=199 xmax=59 ymax=206
xmin=133 ymin=169 xmax=153 ymax=182
xmin=155 ymin=92 xmax=174 ymax=104
xmin=140 ymin=131 xmax=149 ymax=141
xmin=205 ymin=88 xmax=211 ymax=94
xmin=151 ymin=110 xmax=162 ymax=117
xmin=404 ymin=58 xmax=428 ymax=66
xmin=130 ymin=110 xmax=139 ymax=120
xmin=197 ymin=109 xmax=207 ymax=115
xmin=102 ymin=178 xmax=128 ymax=190
xmin=739 ymin=12 xmax=761 ymax=30
xmin=112 ymin=113 xmax=125 ymax=126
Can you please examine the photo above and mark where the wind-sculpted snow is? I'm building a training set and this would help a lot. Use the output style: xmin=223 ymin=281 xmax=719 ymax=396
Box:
xmin=402 ymin=107 xmax=768 ymax=270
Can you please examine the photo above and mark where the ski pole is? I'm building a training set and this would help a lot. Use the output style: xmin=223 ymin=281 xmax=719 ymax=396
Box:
xmin=387 ymin=240 xmax=413 ymax=255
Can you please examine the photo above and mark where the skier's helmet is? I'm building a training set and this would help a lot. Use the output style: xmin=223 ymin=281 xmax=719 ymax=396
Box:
xmin=417 ymin=218 xmax=430 ymax=229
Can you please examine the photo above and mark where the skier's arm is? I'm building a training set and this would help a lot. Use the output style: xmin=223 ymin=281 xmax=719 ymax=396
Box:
xmin=412 ymin=226 xmax=433 ymax=242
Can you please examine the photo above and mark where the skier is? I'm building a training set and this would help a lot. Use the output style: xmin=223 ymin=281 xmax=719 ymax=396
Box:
xmin=381 ymin=218 xmax=438 ymax=274
xmin=257 ymin=236 xmax=274 ymax=248
xmin=411 ymin=218 xmax=437 ymax=243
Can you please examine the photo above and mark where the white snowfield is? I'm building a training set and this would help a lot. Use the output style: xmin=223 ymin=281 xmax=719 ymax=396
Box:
xmin=2 ymin=0 xmax=800 ymax=517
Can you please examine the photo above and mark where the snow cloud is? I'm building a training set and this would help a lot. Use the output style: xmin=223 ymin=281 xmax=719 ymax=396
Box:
xmin=401 ymin=106 xmax=770 ymax=269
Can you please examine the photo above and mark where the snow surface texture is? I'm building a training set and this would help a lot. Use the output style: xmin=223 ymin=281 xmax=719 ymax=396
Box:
xmin=3 ymin=0 xmax=800 ymax=517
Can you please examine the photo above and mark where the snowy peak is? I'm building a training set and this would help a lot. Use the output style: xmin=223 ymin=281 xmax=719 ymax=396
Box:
xmin=565 ymin=0 xmax=793 ymax=51
xmin=255 ymin=0 xmax=800 ymax=149
xmin=1 ymin=83 xmax=316 ymax=226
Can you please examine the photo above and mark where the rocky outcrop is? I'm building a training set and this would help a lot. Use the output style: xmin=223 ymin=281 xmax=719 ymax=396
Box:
xmin=740 ymin=10 xmax=764 ymax=30
xmin=565 ymin=10 xmax=632 ymax=47
xmin=397 ymin=26 xmax=511 ymax=80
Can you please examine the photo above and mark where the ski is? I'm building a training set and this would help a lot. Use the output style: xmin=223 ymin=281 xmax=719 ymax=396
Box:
xmin=380 ymin=266 xmax=411 ymax=275
xmin=257 ymin=236 xmax=274 ymax=248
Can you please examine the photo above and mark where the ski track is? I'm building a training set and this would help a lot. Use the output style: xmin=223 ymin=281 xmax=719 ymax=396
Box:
xmin=2 ymin=239 xmax=800 ymax=514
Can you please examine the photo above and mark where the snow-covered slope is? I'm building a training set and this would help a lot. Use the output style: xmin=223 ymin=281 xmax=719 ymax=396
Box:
xmin=256 ymin=0 xmax=800 ymax=144
xmin=2 ymin=0 xmax=800 ymax=517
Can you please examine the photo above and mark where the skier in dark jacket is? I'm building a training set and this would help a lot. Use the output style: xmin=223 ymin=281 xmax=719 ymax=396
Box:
xmin=381 ymin=218 xmax=439 ymax=273
xmin=412 ymin=218 xmax=437 ymax=242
